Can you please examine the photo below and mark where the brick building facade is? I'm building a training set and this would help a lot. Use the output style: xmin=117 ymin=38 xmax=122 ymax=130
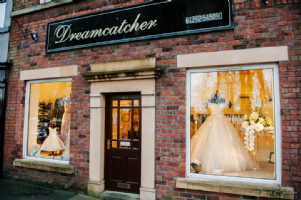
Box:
xmin=3 ymin=0 xmax=301 ymax=199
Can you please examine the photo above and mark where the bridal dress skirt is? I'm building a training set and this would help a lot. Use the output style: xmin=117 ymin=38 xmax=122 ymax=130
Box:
xmin=191 ymin=114 xmax=255 ymax=173
xmin=41 ymin=128 xmax=65 ymax=151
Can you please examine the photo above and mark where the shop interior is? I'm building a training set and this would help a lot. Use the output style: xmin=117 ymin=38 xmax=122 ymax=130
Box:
xmin=190 ymin=69 xmax=275 ymax=180
xmin=27 ymin=81 xmax=72 ymax=161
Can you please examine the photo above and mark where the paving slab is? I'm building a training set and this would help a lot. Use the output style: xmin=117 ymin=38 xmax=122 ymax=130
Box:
xmin=69 ymin=194 xmax=99 ymax=200
xmin=99 ymin=191 xmax=139 ymax=200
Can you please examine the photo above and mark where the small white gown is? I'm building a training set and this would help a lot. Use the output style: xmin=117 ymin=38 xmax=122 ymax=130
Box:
xmin=41 ymin=127 xmax=65 ymax=151
xmin=191 ymin=103 xmax=255 ymax=173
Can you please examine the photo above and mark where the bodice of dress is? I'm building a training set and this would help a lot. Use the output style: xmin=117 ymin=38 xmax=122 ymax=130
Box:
xmin=49 ymin=127 xmax=59 ymax=136
xmin=208 ymin=103 xmax=226 ymax=118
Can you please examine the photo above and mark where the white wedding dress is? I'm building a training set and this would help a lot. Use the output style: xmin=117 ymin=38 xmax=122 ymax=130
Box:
xmin=41 ymin=127 xmax=65 ymax=151
xmin=191 ymin=103 xmax=255 ymax=173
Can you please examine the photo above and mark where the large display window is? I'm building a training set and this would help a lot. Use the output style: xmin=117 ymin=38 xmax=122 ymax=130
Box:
xmin=24 ymin=79 xmax=72 ymax=162
xmin=187 ymin=64 xmax=281 ymax=183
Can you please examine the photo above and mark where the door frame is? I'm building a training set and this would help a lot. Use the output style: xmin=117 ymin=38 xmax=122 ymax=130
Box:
xmin=104 ymin=93 xmax=142 ymax=193
xmin=87 ymin=78 xmax=156 ymax=199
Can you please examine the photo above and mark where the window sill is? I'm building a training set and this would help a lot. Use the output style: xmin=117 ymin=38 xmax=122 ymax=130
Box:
xmin=0 ymin=26 xmax=10 ymax=34
xmin=10 ymin=0 xmax=74 ymax=17
xmin=13 ymin=159 xmax=74 ymax=174
xmin=176 ymin=177 xmax=294 ymax=199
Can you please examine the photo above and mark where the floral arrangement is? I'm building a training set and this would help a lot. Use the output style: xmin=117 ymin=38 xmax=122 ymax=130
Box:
xmin=242 ymin=76 xmax=274 ymax=151
xmin=242 ymin=107 xmax=274 ymax=151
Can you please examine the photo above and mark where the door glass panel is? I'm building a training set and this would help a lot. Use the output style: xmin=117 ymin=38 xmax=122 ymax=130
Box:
xmin=133 ymin=100 xmax=139 ymax=107
xmin=120 ymin=141 xmax=131 ymax=148
xmin=120 ymin=100 xmax=132 ymax=107
xmin=120 ymin=108 xmax=132 ymax=140
xmin=112 ymin=108 xmax=118 ymax=139
xmin=132 ymin=108 xmax=139 ymax=140
xmin=112 ymin=100 xmax=118 ymax=107
xmin=112 ymin=141 xmax=118 ymax=148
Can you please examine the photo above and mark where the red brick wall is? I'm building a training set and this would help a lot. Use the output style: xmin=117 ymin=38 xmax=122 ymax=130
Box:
xmin=11 ymin=0 xmax=148 ymax=12
xmin=5 ymin=0 xmax=301 ymax=198
xmin=12 ymin=0 xmax=40 ymax=12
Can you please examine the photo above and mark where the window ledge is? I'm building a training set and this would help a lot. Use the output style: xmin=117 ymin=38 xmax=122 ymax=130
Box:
xmin=10 ymin=0 xmax=74 ymax=17
xmin=0 ymin=26 xmax=10 ymax=34
xmin=13 ymin=159 xmax=74 ymax=174
xmin=176 ymin=177 xmax=294 ymax=199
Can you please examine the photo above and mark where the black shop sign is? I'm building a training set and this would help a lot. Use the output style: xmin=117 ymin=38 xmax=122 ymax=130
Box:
xmin=46 ymin=0 xmax=234 ymax=53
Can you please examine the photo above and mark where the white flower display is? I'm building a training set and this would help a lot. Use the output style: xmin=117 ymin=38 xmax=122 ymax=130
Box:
xmin=242 ymin=121 xmax=249 ymax=129
xmin=250 ymin=112 xmax=259 ymax=120
xmin=254 ymin=123 xmax=264 ymax=132
xmin=242 ymin=87 xmax=274 ymax=151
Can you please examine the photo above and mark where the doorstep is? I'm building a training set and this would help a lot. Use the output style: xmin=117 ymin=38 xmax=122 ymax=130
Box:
xmin=99 ymin=190 xmax=140 ymax=200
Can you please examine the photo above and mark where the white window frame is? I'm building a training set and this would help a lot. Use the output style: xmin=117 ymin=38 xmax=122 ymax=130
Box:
xmin=186 ymin=63 xmax=281 ymax=185
xmin=0 ymin=2 xmax=6 ymax=28
xmin=23 ymin=78 xmax=72 ymax=164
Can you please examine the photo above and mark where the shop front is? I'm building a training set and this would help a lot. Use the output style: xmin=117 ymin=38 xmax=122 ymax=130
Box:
xmin=83 ymin=58 xmax=158 ymax=198
xmin=4 ymin=0 xmax=300 ymax=199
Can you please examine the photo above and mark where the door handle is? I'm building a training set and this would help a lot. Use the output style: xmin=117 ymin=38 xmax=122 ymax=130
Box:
xmin=107 ymin=139 xmax=110 ymax=150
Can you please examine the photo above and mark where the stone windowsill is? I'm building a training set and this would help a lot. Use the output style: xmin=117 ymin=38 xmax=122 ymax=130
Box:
xmin=10 ymin=0 xmax=74 ymax=17
xmin=176 ymin=177 xmax=294 ymax=199
xmin=0 ymin=26 xmax=10 ymax=34
xmin=13 ymin=159 xmax=74 ymax=174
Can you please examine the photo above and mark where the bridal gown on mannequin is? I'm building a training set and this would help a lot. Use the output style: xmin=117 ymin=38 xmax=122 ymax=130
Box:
xmin=60 ymin=103 xmax=70 ymax=145
xmin=41 ymin=127 xmax=65 ymax=151
xmin=60 ymin=99 xmax=70 ymax=157
xmin=191 ymin=103 xmax=255 ymax=173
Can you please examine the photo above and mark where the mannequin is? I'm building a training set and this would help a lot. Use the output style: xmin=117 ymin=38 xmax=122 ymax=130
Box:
xmin=53 ymin=97 xmax=65 ymax=131
xmin=204 ymin=91 xmax=232 ymax=108
xmin=41 ymin=126 xmax=65 ymax=156
xmin=60 ymin=95 xmax=71 ymax=157
xmin=191 ymin=92 xmax=255 ymax=173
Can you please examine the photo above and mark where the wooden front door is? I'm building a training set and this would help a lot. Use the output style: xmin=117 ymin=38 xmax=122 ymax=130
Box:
xmin=105 ymin=93 xmax=141 ymax=194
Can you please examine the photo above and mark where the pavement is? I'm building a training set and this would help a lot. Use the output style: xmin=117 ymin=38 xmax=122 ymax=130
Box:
xmin=0 ymin=179 xmax=99 ymax=200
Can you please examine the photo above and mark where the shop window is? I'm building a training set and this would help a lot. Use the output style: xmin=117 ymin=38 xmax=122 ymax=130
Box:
xmin=0 ymin=2 xmax=6 ymax=28
xmin=24 ymin=79 xmax=72 ymax=162
xmin=187 ymin=64 xmax=280 ymax=183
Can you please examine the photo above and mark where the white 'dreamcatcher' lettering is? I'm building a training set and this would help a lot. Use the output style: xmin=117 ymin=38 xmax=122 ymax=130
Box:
xmin=54 ymin=14 xmax=158 ymax=44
